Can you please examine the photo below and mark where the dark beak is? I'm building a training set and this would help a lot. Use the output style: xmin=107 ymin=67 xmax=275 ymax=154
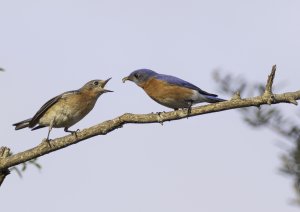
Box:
xmin=101 ymin=77 xmax=112 ymax=88
xmin=122 ymin=76 xmax=130 ymax=83
xmin=103 ymin=89 xmax=113 ymax=93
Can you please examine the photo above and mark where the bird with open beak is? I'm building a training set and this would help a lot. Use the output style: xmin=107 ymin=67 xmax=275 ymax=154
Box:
xmin=13 ymin=78 xmax=113 ymax=140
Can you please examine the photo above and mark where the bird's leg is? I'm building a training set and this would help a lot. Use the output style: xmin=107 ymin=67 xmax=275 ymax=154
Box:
xmin=187 ymin=101 xmax=193 ymax=118
xmin=43 ymin=121 xmax=54 ymax=147
xmin=64 ymin=127 xmax=79 ymax=137
xmin=46 ymin=121 xmax=54 ymax=141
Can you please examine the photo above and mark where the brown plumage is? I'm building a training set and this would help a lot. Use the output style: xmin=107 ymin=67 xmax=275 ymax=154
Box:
xmin=13 ymin=78 xmax=113 ymax=140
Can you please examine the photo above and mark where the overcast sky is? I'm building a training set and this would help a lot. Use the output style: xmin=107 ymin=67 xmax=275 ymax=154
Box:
xmin=0 ymin=0 xmax=300 ymax=211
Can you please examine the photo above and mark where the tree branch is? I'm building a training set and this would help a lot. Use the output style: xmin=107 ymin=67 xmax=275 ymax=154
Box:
xmin=1 ymin=65 xmax=299 ymax=177
xmin=0 ymin=147 xmax=11 ymax=186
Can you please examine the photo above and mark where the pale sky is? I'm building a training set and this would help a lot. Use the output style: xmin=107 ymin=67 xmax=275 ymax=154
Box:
xmin=0 ymin=0 xmax=300 ymax=211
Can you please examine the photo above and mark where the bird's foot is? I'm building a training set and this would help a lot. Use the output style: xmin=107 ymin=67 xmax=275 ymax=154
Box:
xmin=64 ymin=128 xmax=80 ymax=138
xmin=156 ymin=112 xmax=164 ymax=126
xmin=186 ymin=101 xmax=193 ymax=118
xmin=41 ymin=138 xmax=52 ymax=147
xmin=185 ymin=107 xmax=192 ymax=118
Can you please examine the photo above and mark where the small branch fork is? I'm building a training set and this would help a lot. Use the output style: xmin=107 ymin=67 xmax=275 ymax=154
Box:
xmin=1 ymin=65 xmax=300 ymax=186
xmin=263 ymin=65 xmax=277 ymax=105
xmin=264 ymin=64 xmax=276 ymax=96
xmin=263 ymin=65 xmax=298 ymax=106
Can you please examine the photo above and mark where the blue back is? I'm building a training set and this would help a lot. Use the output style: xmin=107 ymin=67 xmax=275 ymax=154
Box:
xmin=154 ymin=74 xmax=217 ymax=97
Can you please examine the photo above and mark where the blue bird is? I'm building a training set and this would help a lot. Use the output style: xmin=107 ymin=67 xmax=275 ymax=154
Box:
xmin=122 ymin=69 xmax=225 ymax=113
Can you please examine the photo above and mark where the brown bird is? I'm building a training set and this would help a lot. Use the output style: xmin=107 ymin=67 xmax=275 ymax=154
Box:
xmin=13 ymin=78 xmax=113 ymax=140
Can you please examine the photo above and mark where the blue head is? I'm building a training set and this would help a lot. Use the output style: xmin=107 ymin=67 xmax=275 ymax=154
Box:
xmin=122 ymin=69 xmax=158 ymax=87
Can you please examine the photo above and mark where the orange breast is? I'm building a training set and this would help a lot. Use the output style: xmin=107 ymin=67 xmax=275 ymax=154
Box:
xmin=140 ymin=78 xmax=194 ymax=108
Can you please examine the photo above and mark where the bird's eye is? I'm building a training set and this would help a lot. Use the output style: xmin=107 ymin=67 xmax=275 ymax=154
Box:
xmin=93 ymin=81 xmax=99 ymax=86
xmin=134 ymin=73 xmax=139 ymax=79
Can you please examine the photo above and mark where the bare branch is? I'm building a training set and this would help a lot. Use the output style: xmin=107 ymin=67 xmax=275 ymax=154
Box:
xmin=0 ymin=66 xmax=299 ymax=177
xmin=0 ymin=147 xmax=11 ymax=186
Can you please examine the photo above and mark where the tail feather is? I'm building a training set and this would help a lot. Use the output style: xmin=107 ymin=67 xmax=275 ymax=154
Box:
xmin=13 ymin=118 xmax=32 ymax=130
xmin=205 ymin=95 xmax=226 ymax=103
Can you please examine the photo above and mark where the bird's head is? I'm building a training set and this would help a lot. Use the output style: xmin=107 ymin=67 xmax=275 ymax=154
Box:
xmin=122 ymin=69 xmax=157 ymax=87
xmin=81 ymin=78 xmax=113 ymax=96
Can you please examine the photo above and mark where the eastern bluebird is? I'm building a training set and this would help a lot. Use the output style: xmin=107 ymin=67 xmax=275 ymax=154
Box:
xmin=13 ymin=78 xmax=113 ymax=140
xmin=122 ymin=69 xmax=225 ymax=113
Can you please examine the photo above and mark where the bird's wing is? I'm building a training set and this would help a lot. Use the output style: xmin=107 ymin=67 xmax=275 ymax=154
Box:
xmin=29 ymin=90 xmax=79 ymax=127
xmin=155 ymin=74 xmax=218 ymax=97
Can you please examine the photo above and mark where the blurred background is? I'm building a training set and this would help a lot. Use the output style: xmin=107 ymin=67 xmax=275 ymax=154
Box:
xmin=0 ymin=0 xmax=299 ymax=211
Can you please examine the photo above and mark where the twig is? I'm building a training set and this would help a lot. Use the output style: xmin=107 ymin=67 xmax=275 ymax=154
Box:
xmin=263 ymin=65 xmax=276 ymax=104
xmin=0 ymin=147 xmax=11 ymax=186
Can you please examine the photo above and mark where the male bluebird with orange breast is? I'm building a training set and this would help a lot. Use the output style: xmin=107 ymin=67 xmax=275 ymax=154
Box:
xmin=13 ymin=78 xmax=113 ymax=140
xmin=122 ymin=69 xmax=225 ymax=113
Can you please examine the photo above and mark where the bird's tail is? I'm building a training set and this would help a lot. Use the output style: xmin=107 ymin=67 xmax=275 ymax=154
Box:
xmin=13 ymin=118 xmax=32 ymax=130
xmin=205 ymin=95 xmax=226 ymax=103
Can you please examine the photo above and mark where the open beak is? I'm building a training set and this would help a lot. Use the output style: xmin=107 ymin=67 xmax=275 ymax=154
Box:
xmin=100 ymin=78 xmax=113 ymax=92
xmin=122 ymin=76 xmax=130 ymax=83
xmin=101 ymin=77 xmax=112 ymax=88
xmin=103 ymin=89 xmax=113 ymax=93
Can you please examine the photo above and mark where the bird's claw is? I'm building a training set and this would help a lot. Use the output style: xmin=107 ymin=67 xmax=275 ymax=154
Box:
xmin=42 ymin=138 xmax=52 ymax=147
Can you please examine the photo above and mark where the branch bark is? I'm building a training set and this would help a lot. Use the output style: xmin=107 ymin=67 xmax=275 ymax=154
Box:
xmin=1 ymin=65 xmax=299 ymax=183
xmin=0 ymin=147 xmax=11 ymax=186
